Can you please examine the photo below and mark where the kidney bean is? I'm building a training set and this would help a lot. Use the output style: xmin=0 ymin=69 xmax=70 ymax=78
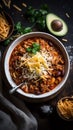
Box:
xmin=49 ymin=85 xmax=55 ymax=90
xmin=61 ymin=69 xmax=65 ymax=76
xmin=55 ymin=70 xmax=62 ymax=77
xmin=35 ymin=91 xmax=41 ymax=95
xmin=49 ymin=41 xmax=53 ymax=46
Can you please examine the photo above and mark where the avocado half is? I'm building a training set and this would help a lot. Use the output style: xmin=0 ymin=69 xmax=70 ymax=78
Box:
xmin=46 ymin=13 xmax=68 ymax=36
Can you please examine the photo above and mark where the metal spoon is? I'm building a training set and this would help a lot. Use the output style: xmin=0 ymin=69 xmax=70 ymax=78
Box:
xmin=9 ymin=82 xmax=25 ymax=94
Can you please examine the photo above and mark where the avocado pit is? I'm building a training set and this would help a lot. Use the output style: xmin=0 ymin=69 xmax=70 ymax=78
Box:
xmin=51 ymin=19 xmax=63 ymax=32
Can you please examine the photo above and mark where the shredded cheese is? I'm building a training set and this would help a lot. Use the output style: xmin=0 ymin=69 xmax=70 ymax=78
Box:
xmin=2 ymin=0 xmax=11 ymax=8
xmin=20 ymin=51 xmax=53 ymax=80
xmin=62 ymin=38 xmax=68 ymax=42
xmin=0 ymin=13 xmax=10 ymax=39
xmin=0 ymin=4 xmax=2 ymax=8
xmin=66 ymin=13 xmax=70 ymax=18
xmin=22 ymin=3 xmax=27 ymax=7
xmin=58 ymin=98 xmax=73 ymax=119
xmin=13 ymin=4 xmax=22 ymax=11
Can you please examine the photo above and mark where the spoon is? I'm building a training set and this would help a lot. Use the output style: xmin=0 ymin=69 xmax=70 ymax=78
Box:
xmin=9 ymin=82 xmax=26 ymax=94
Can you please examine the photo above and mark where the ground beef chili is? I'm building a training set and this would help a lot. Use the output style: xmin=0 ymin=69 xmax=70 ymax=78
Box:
xmin=9 ymin=37 xmax=65 ymax=95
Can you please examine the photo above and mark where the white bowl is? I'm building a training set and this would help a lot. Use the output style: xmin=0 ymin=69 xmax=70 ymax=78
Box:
xmin=2 ymin=32 xmax=70 ymax=102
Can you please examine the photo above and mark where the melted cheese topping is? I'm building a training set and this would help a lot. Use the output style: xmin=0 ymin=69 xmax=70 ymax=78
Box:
xmin=25 ymin=52 xmax=48 ymax=73
xmin=20 ymin=51 xmax=53 ymax=80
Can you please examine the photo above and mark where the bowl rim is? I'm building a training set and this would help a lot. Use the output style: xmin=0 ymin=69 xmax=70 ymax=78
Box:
xmin=0 ymin=11 xmax=14 ymax=42
xmin=3 ymin=32 xmax=70 ymax=101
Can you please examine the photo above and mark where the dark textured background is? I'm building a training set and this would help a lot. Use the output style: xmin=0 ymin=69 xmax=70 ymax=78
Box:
xmin=0 ymin=0 xmax=73 ymax=130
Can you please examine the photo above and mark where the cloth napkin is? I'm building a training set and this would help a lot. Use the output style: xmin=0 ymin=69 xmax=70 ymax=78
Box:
xmin=0 ymin=50 xmax=38 ymax=130
xmin=0 ymin=93 xmax=37 ymax=130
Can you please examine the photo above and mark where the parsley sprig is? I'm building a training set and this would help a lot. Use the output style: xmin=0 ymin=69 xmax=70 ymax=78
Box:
xmin=4 ymin=22 xmax=32 ymax=45
xmin=25 ymin=4 xmax=49 ymax=29
xmin=4 ymin=4 xmax=49 ymax=46
xmin=15 ymin=22 xmax=32 ymax=34
xmin=26 ymin=43 xmax=40 ymax=54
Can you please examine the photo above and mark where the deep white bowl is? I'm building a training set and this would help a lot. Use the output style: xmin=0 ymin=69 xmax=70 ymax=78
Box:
xmin=2 ymin=32 xmax=70 ymax=102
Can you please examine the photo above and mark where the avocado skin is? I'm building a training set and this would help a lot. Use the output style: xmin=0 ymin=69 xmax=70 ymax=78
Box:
xmin=46 ymin=13 xmax=68 ymax=36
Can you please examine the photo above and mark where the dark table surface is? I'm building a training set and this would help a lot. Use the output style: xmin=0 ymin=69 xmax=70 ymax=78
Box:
xmin=0 ymin=0 xmax=73 ymax=130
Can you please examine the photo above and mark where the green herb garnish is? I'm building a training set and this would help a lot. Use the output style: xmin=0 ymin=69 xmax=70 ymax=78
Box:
xmin=26 ymin=43 xmax=40 ymax=54
xmin=15 ymin=22 xmax=32 ymax=34
xmin=4 ymin=37 xmax=13 ymax=45
xmin=4 ymin=39 xmax=11 ymax=45
xmin=4 ymin=22 xmax=32 ymax=45
xmin=26 ymin=47 xmax=32 ymax=52
xmin=25 ymin=4 xmax=49 ymax=29
xmin=4 ymin=4 xmax=49 ymax=46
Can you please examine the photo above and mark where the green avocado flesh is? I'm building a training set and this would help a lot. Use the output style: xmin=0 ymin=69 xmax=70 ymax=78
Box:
xmin=46 ymin=13 xmax=68 ymax=36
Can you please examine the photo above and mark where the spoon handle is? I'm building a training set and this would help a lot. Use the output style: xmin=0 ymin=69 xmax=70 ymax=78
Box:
xmin=9 ymin=82 xmax=25 ymax=94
